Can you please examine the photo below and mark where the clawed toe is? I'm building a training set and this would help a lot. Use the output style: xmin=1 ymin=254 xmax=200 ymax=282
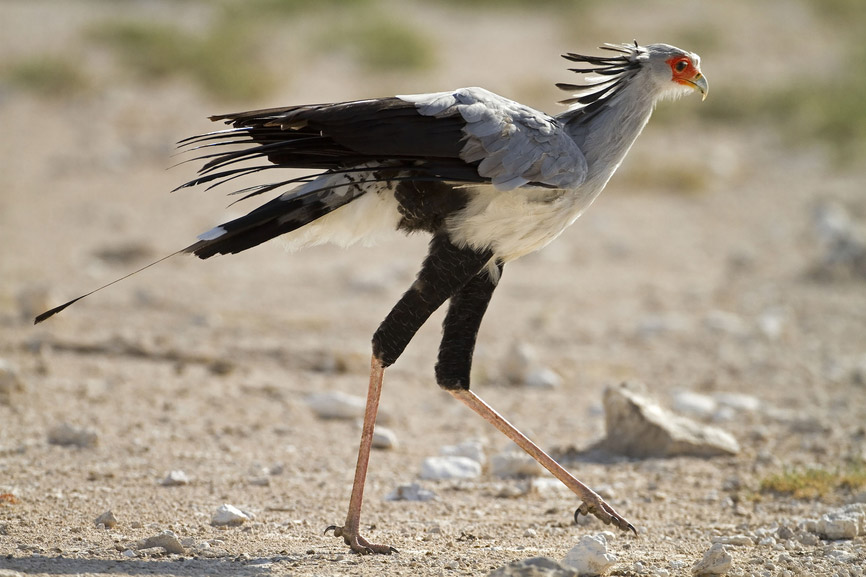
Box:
xmin=574 ymin=500 xmax=637 ymax=535
xmin=325 ymin=524 xmax=397 ymax=555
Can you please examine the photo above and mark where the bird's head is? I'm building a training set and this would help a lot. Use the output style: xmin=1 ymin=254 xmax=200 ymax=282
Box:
xmin=644 ymin=43 xmax=708 ymax=101
xmin=557 ymin=42 xmax=708 ymax=110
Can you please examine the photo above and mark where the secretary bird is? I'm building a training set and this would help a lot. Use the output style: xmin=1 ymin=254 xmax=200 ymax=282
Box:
xmin=36 ymin=42 xmax=707 ymax=554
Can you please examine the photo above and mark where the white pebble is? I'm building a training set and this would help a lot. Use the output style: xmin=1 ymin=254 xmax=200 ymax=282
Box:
xmin=47 ymin=423 xmax=98 ymax=448
xmin=440 ymin=440 xmax=486 ymax=466
xmin=211 ymin=503 xmax=252 ymax=526
xmin=691 ymin=543 xmax=732 ymax=576
xmin=372 ymin=426 xmax=398 ymax=450
xmin=305 ymin=391 xmax=366 ymax=420
xmin=524 ymin=367 xmax=561 ymax=389
xmin=121 ymin=549 xmax=137 ymax=558
xmin=672 ymin=390 xmax=717 ymax=419
xmin=817 ymin=511 xmax=860 ymax=540
xmin=160 ymin=470 xmax=190 ymax=486
xmin=712 ymin=534 xmax=753 ymax=546
xmin=562 ymin=533 xmax=617 ymax=576
xmin=531 ymin=477 xmax=568 ymax=494
xmin=824 ymin=548 xmax=856 ymax=563
xmin=713 ymin=392 xmax=762 ymax=413
xmin=419 ymin=456 xmax=481 ymax=480
xmin=502 ymin=341 xmax=560 ymax=388
xmin=384 ymin=483 xmax=437 ymax=502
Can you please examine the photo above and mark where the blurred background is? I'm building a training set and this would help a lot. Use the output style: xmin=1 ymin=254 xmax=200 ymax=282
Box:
xmin=1 ymin=0 xmax=865 ymax=567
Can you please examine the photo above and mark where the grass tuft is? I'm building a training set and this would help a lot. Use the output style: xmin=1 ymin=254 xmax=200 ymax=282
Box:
xmin=760 ymin=461 xmax=866 ymax=500
xmin=87 ymin=19 xmax=274 ymax=102
xmin=2 ymin=56 xmax=88 ymax=98
xmin=318 ymin=17 xmax=435 ymax=72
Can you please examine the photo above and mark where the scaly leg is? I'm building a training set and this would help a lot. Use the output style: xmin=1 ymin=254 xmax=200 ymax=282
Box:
xmin=327 ymin=235 xmax=493 ymax=554
xmin=324 ymin=356 xmax=397 ymax=554
xmin=449 ymin=388 xmax=637 ymax=534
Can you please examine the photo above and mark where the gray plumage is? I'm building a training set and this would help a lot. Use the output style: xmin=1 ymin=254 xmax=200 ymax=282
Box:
xmin=179 ymin=42 xmax=706 ymax=267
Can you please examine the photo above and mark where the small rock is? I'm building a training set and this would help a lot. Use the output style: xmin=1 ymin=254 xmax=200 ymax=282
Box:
xmin=211 ymin=503 xmax=252 ymax=526
xmin=531 ymin=477 xmax=568 ymax=494
xmin=0 ymin=359 xmax=26 ymax=405
xmin=305 ymin=391 xmax=365 ymax=420
xmin=691 ymin=543 xmax=732 ymax=576
xmin=712 ymin=392 xmax=762 ymax=413
xmin=817 ymin=507 xmax=862 ymax=540
xmin=776 ymin=525 xmax=795 ymax=541
xmin=525 ymin=367 xmax=562 ymax=389
xmin=385 ymin=482 xmax=437 ymax=502
xmin=372 ymin=426 xmax=398 ymax=450
xmin=712 ymin=534 xmax=752 ymax=546
xmin=440 ymin=440 xmax=486 ymax=466
xmin=600 ymin=382 xmax=740 ymax=458
xmin=502 ymin=342 xmax=560 ymax=388
xmin=487 ymin=556 xmax=578 ymax=577
xmin=562 ymin=534 xmax=617 ymax=576
xmin=419 ymin=456 xmax=481 ymax=480
xmin=672 ymin=390 xmax=717 ymax=419
xmin=47 ymin=423 xmax=98 ymax=448
xmin=491 ymin=449 xmax=544 ymax=478
xmin=134 ymin=530 xmax=185 ymax=555
xmin=824 ymin=548 xmax=856 ymax=563
xmin=160 ymin=470 xmax=190 ymax=486
xmin=121 ymin=549 xmax=137 ymax=558
xmin=94 ymin=510 xmax=118 ymax=529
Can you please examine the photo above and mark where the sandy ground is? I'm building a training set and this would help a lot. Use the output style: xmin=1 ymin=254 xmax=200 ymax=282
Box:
xmin=1 ymin=1 xmax=865 ymax=576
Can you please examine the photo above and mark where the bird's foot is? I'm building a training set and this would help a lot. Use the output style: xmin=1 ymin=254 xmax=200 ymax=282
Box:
xmin=324 ymin=525 xmax=398 ymax=555
xmin=574 ymin=496 xmax=637 ymax=535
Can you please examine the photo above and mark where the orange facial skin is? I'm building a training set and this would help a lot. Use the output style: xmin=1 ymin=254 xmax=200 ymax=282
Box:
xmin=666 ymin=55 xmax=704 ymax=90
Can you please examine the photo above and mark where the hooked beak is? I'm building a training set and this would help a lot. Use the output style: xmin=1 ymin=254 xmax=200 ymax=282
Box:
xmin=688 ymin=72 xmax=709 ymax=101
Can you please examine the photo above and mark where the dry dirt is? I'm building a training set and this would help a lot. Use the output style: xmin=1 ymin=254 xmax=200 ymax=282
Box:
xmin=1 ymin=2 xmax=865 ymax=576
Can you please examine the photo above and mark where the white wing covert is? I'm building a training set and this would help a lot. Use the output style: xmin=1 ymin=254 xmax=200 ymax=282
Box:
xmin=398 ymin=87 xmax=587 ymax=191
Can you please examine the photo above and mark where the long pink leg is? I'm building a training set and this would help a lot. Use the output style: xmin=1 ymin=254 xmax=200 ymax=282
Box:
xmin=449 ymin=388 xmax=636 ymax=534
xmin=325 ymin=356 xmax=397 ymax=554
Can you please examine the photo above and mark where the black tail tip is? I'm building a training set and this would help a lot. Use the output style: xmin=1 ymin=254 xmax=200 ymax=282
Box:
xmin=33 ymin=298 xmax=81 ymax=325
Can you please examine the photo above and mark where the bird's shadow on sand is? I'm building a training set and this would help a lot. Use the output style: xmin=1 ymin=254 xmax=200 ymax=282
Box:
xmin=1 ymin=555 xmax=282 ymax=576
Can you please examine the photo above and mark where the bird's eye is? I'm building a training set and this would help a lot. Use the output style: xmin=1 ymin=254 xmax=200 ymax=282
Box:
xmin=674 ymin=59 xmax=689 ymax=73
